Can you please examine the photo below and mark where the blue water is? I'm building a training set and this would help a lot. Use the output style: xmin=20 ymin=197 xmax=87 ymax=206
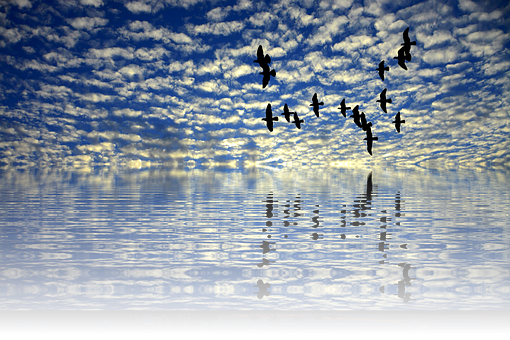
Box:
xmin=0 ymin=167 xmax=509 ymax=309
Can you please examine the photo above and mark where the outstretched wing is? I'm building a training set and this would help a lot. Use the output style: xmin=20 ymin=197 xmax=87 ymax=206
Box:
xmin=403 ymin=27 xmax=410 ymax=44
xmin=257 ymin=45 xmax=264 ymax=60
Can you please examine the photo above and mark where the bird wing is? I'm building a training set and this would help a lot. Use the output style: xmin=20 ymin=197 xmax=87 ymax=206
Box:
xmin=257 ymin=45 xmax=264 ymax=60
xmin=403 ymin=27 xmax=410 ymax=43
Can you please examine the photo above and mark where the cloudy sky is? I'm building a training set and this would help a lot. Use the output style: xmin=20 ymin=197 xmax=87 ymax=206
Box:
xmin=0 ymin=0 xmax=509 ymax=170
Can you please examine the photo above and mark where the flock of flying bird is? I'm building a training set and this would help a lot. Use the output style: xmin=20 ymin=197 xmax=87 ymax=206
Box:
xmin=255 ymin=27 xmax=417 ymax=156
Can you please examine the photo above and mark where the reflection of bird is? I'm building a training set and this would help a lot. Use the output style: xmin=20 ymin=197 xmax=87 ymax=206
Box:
xmin=253 ymin=279 xmax=271 ymax=299
xmin=394 ymin=47 xmax=408 ymax=70
xmin=401 ymin=27 xmax=416 ymax=62
xmin=338 ymin=98 xmax=351 ymax=118
xmin=376 ymin=61 xmax=389 ymax=81
xmin=350 ymin=105 xmax=362 ymax=128
xmin=310 ymin=93 xmax=324 ymax=117
xmin=259 ymin=241 xmax=276 ymax=254
xmin=291 ymin=112 xmax=304 ymax=129
xmin=392 ymin=112 xmax=406 ymax=133
xmin=254 ymin=45 xmax=271 ymax=67
xmin=260 ymin=64 xmax=276 ymax=88
xmin=363 ymin=125 xmax=378 ymax=156
xmin=281 ymin=103 xmax=295 ymax=122
xmin=377 ymin=88 xmax=392 ymax=113
xmin=256 ymin=258 xmax=275 ymax=268
xmin=262 ymin=103 xmax=278 ymax=132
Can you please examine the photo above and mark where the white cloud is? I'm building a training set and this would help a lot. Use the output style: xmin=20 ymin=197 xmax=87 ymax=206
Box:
xmin=206 ymin=7 xmax=230 ymax=21
xmin=189 ymin=21 xmax=245 ymax=36
xmin=79 ymin=0 xmax=103 ymax=6
xmin=10 ymin=0 xmax=32 ymax=9
xmin=418 ymin=30 xmax=455 ymax=49
xmin=249 ymin=12 xmax=276 ymax=26
xmin=422 ymin=46 xmax=460 ymax=65
xmin=458 ymin=0 xmax=479 ymax=12
xmin=307 ymin=15 xmax=348 ymax=46
xmin=125 ymin=1 xmax=152 ymax=13
xmin=88 ymin=47 xmax=134 ymax=59
xmin=68 ymin=17 xmax=108 ymax=30
xmin=113 ymin=108 xmax=143 ymax=117
xmin=332 ymin=35 xmax=378 ymax=52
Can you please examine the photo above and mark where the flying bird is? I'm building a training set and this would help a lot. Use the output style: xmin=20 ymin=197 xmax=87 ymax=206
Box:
xmin=376 ymin=61 xmax=389 ymax=81
xmin=338 ymin=98 xmax=351 ymax=118
xmin=392 ymin=112 xmax=406 ymax=133
xmin=310 ymin=93 xmax=324 ymax=117
xmin=363 ymin=125 xmax=378 ymax=156
xmin=350 ymin=105 xmax=362 ymax=128
xmin=254 ymin=45 xmax=271 ymax=68
xmin=262 ymin=103 xmax=278 ymax=132
xmin=360 ymin=112 xmax=372 ymax=131
xmin=401 ymin=27 xmax=416 ymax=62
xmin=260 ymin=64 xmax=276 ymax=88
xmin=377 ymin=88 xmax=392 ymax=113
xmin=394 ymin=46 xmax=408 ymax=70
xmin=281 ymin=103 xmax=295 ymax=122
xmin=291 ymin=112 xmax=304 ymax=129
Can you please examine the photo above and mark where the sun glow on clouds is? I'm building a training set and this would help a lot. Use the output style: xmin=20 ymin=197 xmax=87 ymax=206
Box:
xmin=0 ymin=0 xmax=509 ymax=171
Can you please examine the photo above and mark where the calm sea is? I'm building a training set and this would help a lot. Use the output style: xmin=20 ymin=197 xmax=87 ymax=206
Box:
xmin=1 ymin=167 xmax=509 ymax=310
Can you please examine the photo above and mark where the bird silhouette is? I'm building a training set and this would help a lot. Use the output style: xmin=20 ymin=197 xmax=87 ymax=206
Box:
xmin=363 ymin=125 xmax=378 ymax=156
xmin=377 ymin=88 xmax=392 ymax=113
xmin=392 ymin=112 xmax=405 ymax=133
xmin=376 ymin=60 xmax=389 ymax=81
xmin=281 ymin=103 xmax=295 ymax=122
xmin=350 ymin=105 xmax=362 ymax=128
xmin=394 ymin=46 xmax=408 ymax=70
xmin=291 ymin=112 xmax=304 ymax=129
xmin=260 ymin=64 xmax=276 ymax=88
xmin=254 ymin=45 xmax=271 ymax=68
xmin=360 ymin=112 xmax=372 ymax=131
xmin=262 ymin=103 xmax=278 ymax=132
xmin=338 ymin=98 xmax=351 ymax=118
xmin=310 ymin=93 xmax=324 ymax=117
xmin=401 ymin=27 xmax=416 ymax=62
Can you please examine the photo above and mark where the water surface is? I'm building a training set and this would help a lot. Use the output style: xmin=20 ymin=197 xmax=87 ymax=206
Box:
xmin=0 ymin=167 xmax=509 ymax=310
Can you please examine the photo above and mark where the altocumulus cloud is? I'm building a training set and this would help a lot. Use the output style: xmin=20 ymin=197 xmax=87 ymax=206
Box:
xmin=0 ymin=0 xmax=509 ymax=171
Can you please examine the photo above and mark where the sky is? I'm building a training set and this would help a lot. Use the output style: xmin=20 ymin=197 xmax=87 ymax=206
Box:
xmin=0 ymin=0 xmax=509 ymax=171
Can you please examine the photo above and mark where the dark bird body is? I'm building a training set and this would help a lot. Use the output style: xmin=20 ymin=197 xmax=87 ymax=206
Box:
xmin=350 ymin=105 xmax=362 ymax=128
xmin=281 ymin=103 xmax=295 ymax=122
xmin=291 ymin=112 xmax=304 ymax=129
xmin=363 ymin=125 xmax=378 ymax=156
xmin=392 ymin=112 xmax=406 ymax=133
xmin=377 ymin=88 xmax=392 ymax=113
xmin=360 ymin=112 xmax=372 ymax=131
xmin=254 ymin=45 xmax=271 ymax=68
xmin=394 ymin=46 xmax=408 ymax=70
xmin=338 ymin=98 xmax=351 ymax=118
xmin=260 ymin=64 xmax=276 ymax=88
xmin=376 ymin=61 xmax=389 ymax=81
xmin=401 ymin=27 xmax=416 ymax=62
xmin=310 ymin=93 xmax=324 ymax=117
xmin=262 ymin=103 xmax=278 ymax=132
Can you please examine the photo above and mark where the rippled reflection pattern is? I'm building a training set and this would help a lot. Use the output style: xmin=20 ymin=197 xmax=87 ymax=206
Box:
xmin=0 ymin=168 xmax=509 ymax=310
